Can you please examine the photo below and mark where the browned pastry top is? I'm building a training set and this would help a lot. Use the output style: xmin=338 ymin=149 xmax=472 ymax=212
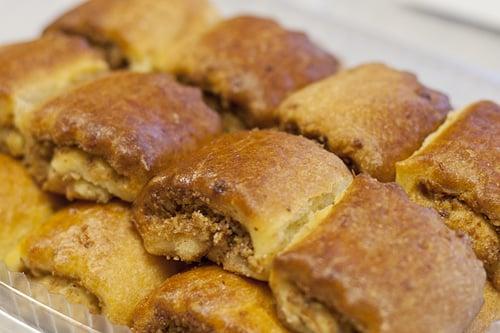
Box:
xmin=29 ymin=71 xmax=222 ymax=182
xmin=0 ymin=33 xmax=102 ymax=95
xmin=0 ymin=33 xmax=106 ymax=126
xmin=175 ymin=15 xmax=339 ymax=127
xmin=132 ymin=266 xmax=288 ymax=332
xmin=397 ymin=100 xmax=500 ymax=225
xmin=134 ymin=129 xmax=352 ymax=272
xmin=277 ymin=63 xmax=451 ymax=181
xmin=45 ymin=0 xmax=220 ymax=71
xmin=273 ymin=175 xmax=485 ymax=333
xmin=22 ymin=202 xmax=180 ymax=325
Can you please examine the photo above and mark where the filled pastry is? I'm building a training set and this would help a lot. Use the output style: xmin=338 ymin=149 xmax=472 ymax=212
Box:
xmin=0 ymin=33 xmax=108 ymax=157
xmin=396 ymin=101 xmax=500 ymax=289
xmin=277 ymin=63 xmax=451 ymax=181
xmin=21 ymin=202 xmax=181 ymax=326
xmin=132 ymin=266 xmax=288 ymax=333
xmin=133 ymin=130 xmax=352 ymax=280
xmin=466 ymin=283 xmax=500 ymax=333
xmin=270 ymin=175 xmax=485 ymax=333
xmin=0 ymin=154 xmax=54 ymax=270
xmin=25 ymin=71 xmax=221 ymax=203
xmin=31 ymin=275 xmax=101 ymax=314
xmin=174 ymin=16 xmax=339 ymax=127
xmin=45 ymin=0 xmax=220 ymax=71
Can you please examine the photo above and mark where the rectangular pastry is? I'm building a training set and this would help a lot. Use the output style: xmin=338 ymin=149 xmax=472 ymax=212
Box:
xmin=277 ymin=63 xmax=452 ymax=181
xmin=45 ymin=0 xmax=220 ymax=71
xmin=0 ymin=154 xmax=54 ymax=270
xmin=21 ymin=202 xmax=182 ymax=326
xmin=396 ymin=100 xmax=500 ymax=289
xmin=174 ymin=16 xmax=339 ymax=127
xmin=132 ymin=266 xmax=288 ymax=333
xmin=270 ymin=175 xmax=485 ymax=333
xmin=24 ymin=71 xmax=221 ymax=203
xmin=0 ymin=33 xmax=108 ymax=157
xmin=133 ymin=130 xmax=353 ymax=280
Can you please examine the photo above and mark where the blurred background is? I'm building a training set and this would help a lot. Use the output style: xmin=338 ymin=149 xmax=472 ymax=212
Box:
xmin=0 ymin=0 xmax=499 ymax=106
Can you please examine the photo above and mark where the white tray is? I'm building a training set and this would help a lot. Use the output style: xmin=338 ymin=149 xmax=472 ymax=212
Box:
xmin=0 ymin=1 xmax=499 ymax=332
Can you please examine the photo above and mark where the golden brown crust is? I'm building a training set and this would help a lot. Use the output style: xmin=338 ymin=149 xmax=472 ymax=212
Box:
xmin=396 ymin=101 xmax=500 ymax=288
xmin=45 ymin=0 xmax=220 ymax=71
xmin=397 ymin=101 xmax=499 ymax=224
xmin=271 ymin=175 xmax=485 ymax=333
xmin=134 ymin=130 xmax=352 ymax=280
xmin=277 ymin=63 xmax=451 ymax=182
xmin=175 ymin=16 xmax=339 ymax=127
xmin=21 ymin=202 xmax=181 ymax=325
xmin=26 ymin=71 xmax=221 ymax=202
xmin=132 ymin=266 xmax=288 ymax=333
xmin=0 ymin=33 xmax=108 ymax=156
xmin=0 ymin=154 xmax=54 ymax=270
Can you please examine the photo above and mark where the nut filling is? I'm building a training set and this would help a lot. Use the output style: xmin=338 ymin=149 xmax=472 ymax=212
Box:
xmin=143 ymin=192 xmax=256 ymax=277
xmin=275 ymin=278 xmax=359 ymax=333
xmin=26 ymin=142 xmax=137 ymax=203
xmin=417 ymin=181 xmax=500 ymax=286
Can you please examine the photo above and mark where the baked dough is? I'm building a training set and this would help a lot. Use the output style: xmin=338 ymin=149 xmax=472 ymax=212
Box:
xmin=45 ymin=0 xmax=220 ymax=71
xmin=175 ymin=16 xmax=339 ymax=127
xmin=31 ymin=275 xmax=101 ymax=314
xmin=25 ymin=71 xmax=221 ymax=203
xmin=466 ymin=283 xmax=500 ymax=333
xmin=21 ymin=202 xmax=181 ymax=326
xmin=133 ymin=130 xmax=352 ymax=280
xmin=277 ymin=63 xmax=451 ymax=181
xmin=396 ymin=101 xmax=500 ymax=289
xmin=0 ymin=33 xmax=108 ymax=157
xmin=0 ymin=154 xmax=54 ymax=270
xmin=132 ymin=266 xmax=288 ymax=332
xmin=270 ymin=175 xmax=485 ymax=333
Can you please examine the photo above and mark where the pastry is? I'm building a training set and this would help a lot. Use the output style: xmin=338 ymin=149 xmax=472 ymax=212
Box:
xmin=0 ymin=33 xmax=108 ymax=157
xmin=25 ymin=71 xmax=221 ymax=203
xmin=277 ymin=63 xmax=451 ymax=181
xmin=466 ymin=283 xmax=500 ymax=333
xmin=45 ymin=0 xmax=220 ymax=71
xmin=0 ymin=154 xmax=54 ymax=270
xmin=133 ymin=130 xmax=352 ymax=280
xmin=396 ymin=101 xmax=500 ymax=289
xmin=31 ymin=275 xmax=101 ymax=314
xmin=270 ymin=175 xmax=485 ymax=333
xmin=132 ymin=266 xmax=288 ymax=333
xmin=174 ymin=16 xmax=339 ymax=127
xmin=21 ymin=202 xmax=182 ymax=325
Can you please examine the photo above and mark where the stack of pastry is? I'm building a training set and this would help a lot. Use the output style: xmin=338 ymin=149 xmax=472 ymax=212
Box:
xmin=0 ymin=0 xmax=497 ymax=332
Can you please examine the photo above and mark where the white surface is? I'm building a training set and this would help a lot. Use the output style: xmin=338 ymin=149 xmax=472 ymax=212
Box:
xmin=1 ymin=0 xmax=500 ymax=78
xmin=407 ymin=0 xmax=500 ymax=31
